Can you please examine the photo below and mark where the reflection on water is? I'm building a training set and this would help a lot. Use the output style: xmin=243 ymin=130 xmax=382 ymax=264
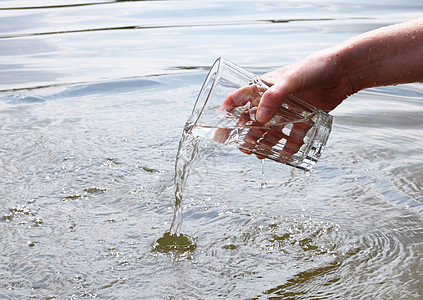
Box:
xmin=1 ymin=0 xmax=423 ymax=299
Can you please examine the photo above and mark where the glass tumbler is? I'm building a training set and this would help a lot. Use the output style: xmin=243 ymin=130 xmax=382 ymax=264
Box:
xmin=185 ymin=57 xmax=333 ymax=171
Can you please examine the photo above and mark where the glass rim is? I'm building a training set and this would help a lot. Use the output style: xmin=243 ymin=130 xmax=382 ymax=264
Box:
xmin=190 ymin=57 xmax=333 ymax=129
xmin=190 ymin=57 xmax=224 ymax=129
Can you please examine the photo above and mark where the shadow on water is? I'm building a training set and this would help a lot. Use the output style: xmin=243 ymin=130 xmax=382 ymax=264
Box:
xmin=260 ymin=261 xmax=342 ymax=298
xmin=152 ymin=232 xmax=197 ymax=253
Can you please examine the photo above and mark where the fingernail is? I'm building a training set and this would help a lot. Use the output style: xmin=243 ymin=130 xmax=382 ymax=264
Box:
xmin=256 ymin=106 xmax=270 ymax=123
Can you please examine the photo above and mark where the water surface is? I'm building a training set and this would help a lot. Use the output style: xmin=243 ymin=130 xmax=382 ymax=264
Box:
xmin=1 ymin=1 xmax=423 ymax=299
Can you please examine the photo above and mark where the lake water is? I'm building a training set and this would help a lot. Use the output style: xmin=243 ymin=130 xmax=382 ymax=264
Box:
xmin=1 ymin=1 xmax=423 ymax=299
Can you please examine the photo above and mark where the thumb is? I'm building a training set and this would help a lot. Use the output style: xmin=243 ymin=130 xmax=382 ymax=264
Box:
xmin=256 ymin=80 xmax=290 ymax=123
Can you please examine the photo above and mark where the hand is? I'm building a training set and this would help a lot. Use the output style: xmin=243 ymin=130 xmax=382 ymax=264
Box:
xmin=257 ymin=48 xmax=354 ymax=123
xmin=215 ymin=83 xmax=314 ymax=164
xmin=209 ymin=18 xmax=423 ymax=165
xmin=257 ymin=18 xmax=423 ymax=124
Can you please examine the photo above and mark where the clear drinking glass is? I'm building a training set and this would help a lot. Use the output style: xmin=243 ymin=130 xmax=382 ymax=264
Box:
xmin=185 ymin=57 xmax=333 ymax=171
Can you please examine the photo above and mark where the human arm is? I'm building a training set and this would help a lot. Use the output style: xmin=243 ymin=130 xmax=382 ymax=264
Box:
xmin=256 ymin=18 xmax=423 ymax=123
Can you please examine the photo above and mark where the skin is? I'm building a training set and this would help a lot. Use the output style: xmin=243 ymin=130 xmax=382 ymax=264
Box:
xmin=218 ymin=83 xmax=315 ymax=162
xmin=215 ymin=18 xmax=423 ymax=164
xmin=256 ymin=18 xmax=423 ymax=123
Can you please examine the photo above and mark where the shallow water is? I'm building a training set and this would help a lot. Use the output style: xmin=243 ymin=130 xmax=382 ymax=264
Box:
xmin=1 ymin=1 xmax=423 ymax=299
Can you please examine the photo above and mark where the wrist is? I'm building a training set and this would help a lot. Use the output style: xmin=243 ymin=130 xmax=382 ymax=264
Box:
xmin=334 ymin=38 xmax=377 ymax=94
xmin=335 ymin=19 xmax=423 ymax=92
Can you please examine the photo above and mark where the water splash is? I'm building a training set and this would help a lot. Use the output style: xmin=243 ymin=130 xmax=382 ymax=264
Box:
xmin=169 ymin=125 xmax=200 ymax=236
xmin=152 ymin=232 xmax=197 ymax=253
xmin=153 ymin=124 xmax=199 ymax=253
xmin=260 ymin=159 xmax=268 ymax=189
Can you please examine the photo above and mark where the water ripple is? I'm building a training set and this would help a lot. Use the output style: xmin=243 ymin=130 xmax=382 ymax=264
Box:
xmin=0 ymin=18 xmax=365 ymax=39
xmin=1 ymin=0 xmax=423 ymax=298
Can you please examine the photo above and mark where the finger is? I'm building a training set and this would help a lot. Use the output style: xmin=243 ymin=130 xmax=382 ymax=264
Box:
xmin=280 ymin=122 xmax=311 ymax=157
xmin=212 ymin=127 xmax=232 ymax=144
xmin=212 ymin=103 xmax=255 ymax=144
xmin=254 ymin=122 xmax=311 ymax=163
xmin=242 ymin=127 xmax=267 ymax=152
xmin=256 ymin=80 xmax=290 ymax=124
xmin=219 ymin=85 xmax=261 ymax=112
xmin=257 ymin=66 xmax=306 ymax=124
xmin=241 ymin=126 xmax=286 ymax=160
